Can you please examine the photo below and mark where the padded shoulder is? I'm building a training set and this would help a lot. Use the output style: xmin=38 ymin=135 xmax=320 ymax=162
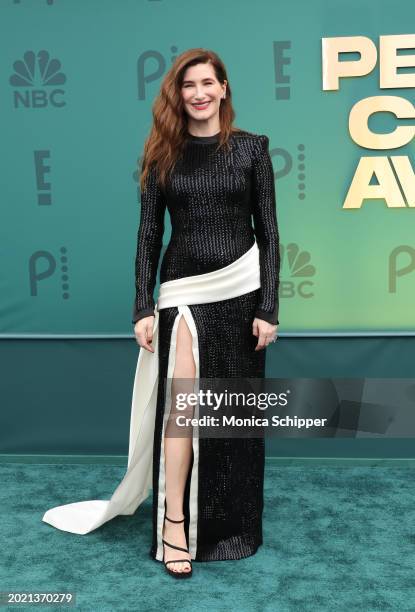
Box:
xmin=231 ymin=128 xmax=259 ymax=140
xmin=231 ymin=130 xmax=269 ymax=151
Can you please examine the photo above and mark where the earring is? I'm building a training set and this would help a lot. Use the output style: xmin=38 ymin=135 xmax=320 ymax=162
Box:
xmin=223 ymin=92 xmax=226 ymax=99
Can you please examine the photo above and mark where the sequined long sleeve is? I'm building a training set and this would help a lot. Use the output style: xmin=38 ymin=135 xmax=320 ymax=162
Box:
xmin=251 ymin=135 xmax=280 ymax=326
xmin=132 ymin=164 xmax=166 ymax=324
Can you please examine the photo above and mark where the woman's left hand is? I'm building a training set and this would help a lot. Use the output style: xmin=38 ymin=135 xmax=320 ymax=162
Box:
xmin=252 ymin=318 xmax=278 ymax=351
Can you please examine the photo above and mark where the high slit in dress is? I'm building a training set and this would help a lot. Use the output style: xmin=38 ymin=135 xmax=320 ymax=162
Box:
xmin=42 ymin=129 xmax=281 ymax=563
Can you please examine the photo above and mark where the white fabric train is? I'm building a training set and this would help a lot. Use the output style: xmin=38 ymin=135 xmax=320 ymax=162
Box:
xmin=42 ymin=240 xmax=261 ymax=560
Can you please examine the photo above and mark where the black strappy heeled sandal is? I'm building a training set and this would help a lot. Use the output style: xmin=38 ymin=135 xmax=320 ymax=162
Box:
xmin=162 ymin=515 xmax=193 ymax=579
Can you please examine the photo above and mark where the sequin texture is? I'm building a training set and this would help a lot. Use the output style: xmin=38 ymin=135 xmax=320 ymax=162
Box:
xmin=132 ymin=129 xmax=281 ymax=562
xmin=132 ymin=130 xmax=280 ymax=325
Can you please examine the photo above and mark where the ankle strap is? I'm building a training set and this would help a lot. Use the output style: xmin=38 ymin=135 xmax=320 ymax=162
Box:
xmin=165 ymin=514 xmax=185 ymax=523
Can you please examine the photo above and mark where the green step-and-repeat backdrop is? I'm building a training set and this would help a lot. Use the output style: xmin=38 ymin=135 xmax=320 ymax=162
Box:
xmin=1 ymin=0 xmax=415 ymax=334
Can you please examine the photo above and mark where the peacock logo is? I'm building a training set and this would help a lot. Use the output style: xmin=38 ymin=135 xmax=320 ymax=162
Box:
xmin=280 ymin=243 xmax=316 ymax=299
xmin=9 ymin=50 xmax=66 ymax=108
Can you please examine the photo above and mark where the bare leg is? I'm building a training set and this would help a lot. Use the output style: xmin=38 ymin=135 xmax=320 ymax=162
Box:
xmin=163 ymin=315 xmax=196 ymax=573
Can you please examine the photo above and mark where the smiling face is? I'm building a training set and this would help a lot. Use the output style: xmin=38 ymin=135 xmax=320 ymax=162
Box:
xmin=181 ymin=62 xmax=227 ymax=134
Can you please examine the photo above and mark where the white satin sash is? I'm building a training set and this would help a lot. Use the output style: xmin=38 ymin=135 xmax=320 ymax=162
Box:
xmin=41 ymin=240 xmax=260 ymax=537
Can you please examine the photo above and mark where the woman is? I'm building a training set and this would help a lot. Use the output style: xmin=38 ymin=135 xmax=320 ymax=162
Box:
xmin=42 ymin=47 xmax=280 ymax=580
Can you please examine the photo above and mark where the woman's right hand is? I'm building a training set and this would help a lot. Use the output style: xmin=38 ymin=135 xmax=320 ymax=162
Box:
xmin=134 ymin=315 xmax=155 ymax=353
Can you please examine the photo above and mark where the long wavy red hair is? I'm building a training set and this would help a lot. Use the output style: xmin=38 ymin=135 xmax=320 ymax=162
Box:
xmin=139 ymin=48 xmax=243 ymax=192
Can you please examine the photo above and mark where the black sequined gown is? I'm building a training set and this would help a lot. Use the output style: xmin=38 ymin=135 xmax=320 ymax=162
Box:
xmin=132 ymin=129 xmax=280 ymax=562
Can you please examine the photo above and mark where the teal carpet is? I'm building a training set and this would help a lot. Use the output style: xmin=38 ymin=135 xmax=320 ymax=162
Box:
xmin=1 ymin=459 xmax=415 ymax=611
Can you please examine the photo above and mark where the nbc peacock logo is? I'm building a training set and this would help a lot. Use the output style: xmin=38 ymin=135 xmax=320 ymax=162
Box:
xmin=280 ymin=243 xmax=316 ymax=299
xmin=9 ymin=50 xmax=66 ymax=108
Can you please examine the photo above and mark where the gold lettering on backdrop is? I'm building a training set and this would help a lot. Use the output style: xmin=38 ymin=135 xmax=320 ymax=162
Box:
xmin=390 ymin=157 xmax=415 ymax=206
xmin=322 ymin=34 xmax=415 ymax=208
xmin=322 ymin=36 xmax=377 ymax=91
xmin=343 ymin=157 xmax=406 ymax=208
xmin=379 ymin=34 xmax=415 ymax=89
xmin=349 ymin=96 xmax=415 ymax=149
